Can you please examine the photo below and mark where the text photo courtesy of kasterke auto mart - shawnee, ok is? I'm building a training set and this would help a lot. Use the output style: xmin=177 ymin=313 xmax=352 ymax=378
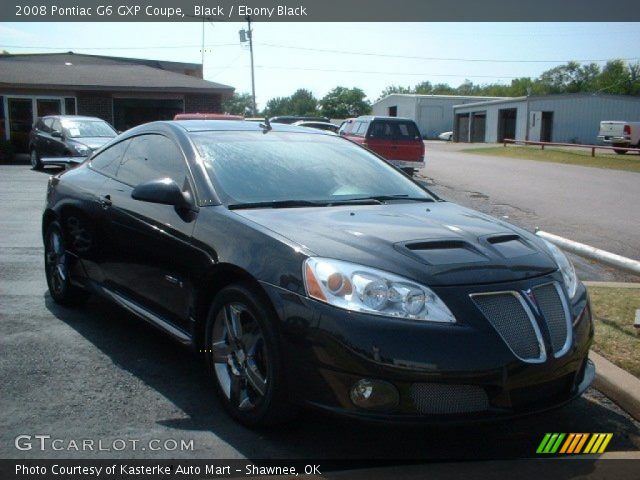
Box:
xmin=0 ymin=1 xmax=639 ymax=479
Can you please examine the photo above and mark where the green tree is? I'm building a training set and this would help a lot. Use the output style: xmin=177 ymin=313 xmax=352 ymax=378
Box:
xmin=263 ymin=96 xmax=291 ymax=116
xmin=319 ymin=87 xmax=371 ymax=118
xmin=377 ymin=85 xmax=414 ymax=100
xmin=596 ymin=60 xmax=631 ymax=94
xmin=288 ymin=89 xmax=318 ymax=115
xmin=221 ymin=92 xmax=254 ymax=116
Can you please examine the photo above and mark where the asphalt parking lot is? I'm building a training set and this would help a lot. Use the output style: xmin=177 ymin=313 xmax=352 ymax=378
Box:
xmin=1 ymin=163 xmax=639 ymax=461
xmin=418 ymin=141 xmax=640 ymax=282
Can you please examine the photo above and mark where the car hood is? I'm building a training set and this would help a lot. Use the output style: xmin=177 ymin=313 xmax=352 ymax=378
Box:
xmin=70 ymin=137 xmax=114 ymax=150
xmin=233 ymin=202 xmax=559 ymax=286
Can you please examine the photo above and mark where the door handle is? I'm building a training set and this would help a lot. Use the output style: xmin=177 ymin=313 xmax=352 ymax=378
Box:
xmin=99 ymin=194 xmax=112 ymax=208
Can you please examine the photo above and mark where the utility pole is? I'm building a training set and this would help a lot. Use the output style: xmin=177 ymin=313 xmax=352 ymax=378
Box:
xmin=201 ymin=18 xmax=205 ymax=75
xmin=240 ymin=17 xmax=257 ymax=115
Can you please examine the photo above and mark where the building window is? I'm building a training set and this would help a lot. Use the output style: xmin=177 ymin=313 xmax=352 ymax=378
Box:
xmin=65 ymin=97 xmax=77 ymax=115
xmin=388 ymin=106 xmax=397 ymax=117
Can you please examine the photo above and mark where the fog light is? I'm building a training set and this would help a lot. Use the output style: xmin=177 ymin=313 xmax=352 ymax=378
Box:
xmin=350 ymin=379 xmax=399 ymax=410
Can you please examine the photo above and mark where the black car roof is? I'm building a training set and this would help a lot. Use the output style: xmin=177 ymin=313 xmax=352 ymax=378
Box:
xmin=169 ymin=120 xmax=331 ymax=134
xmin=41 ymin=115 xmax=106 ymax=121
xmin=355 ymin=116 xmax=415 ymax=122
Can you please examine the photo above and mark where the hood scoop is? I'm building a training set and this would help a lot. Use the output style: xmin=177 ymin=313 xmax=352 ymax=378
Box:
xmin=401 ymin=240 xmax=488 ymax=265
xmin=485 ymin=234 xmax=536 ymax=259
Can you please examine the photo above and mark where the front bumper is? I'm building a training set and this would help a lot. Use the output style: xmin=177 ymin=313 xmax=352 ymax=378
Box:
xmin=262 ymin=272 xmax=594 ymax=423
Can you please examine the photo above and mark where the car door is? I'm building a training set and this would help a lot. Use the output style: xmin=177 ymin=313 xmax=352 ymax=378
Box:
xmin=100 ymin=133 xmax=200 ymax=330
xmin=33 ymin=118 xmax=55 ymax=156
xmin=50 ymin=118 xmax=68 ymax=157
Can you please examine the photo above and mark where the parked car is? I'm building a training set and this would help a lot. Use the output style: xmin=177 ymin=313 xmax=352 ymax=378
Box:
xmin=340 ymin=116 xmax=425 ymax=175
xmin=174 ymin=113 xmax=244 ymax=121
xmin=29 ymin=115 xmax=117 ymax=169
xmin=269 ymin=115 xmax=330 ymax=124
xmin=438 ymin=131 xmax=453 ymax=141
xmin=292 ymin=120 xmax=338 ymax=133
xmin=597 ymin=121 xmax=640 ymax=154
xmin=43 ymin=120 xmax=594 ymax=427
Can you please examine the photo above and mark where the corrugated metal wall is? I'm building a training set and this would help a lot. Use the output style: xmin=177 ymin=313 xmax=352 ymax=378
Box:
xmin=529 ymin=96 xmax=640 ymax=144
xmin=453 ymin=95 xmax=640 ymax=144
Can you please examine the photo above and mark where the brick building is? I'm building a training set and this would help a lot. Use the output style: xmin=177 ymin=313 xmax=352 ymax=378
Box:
xmin=0 ymin=52 xmax=234 ymax=151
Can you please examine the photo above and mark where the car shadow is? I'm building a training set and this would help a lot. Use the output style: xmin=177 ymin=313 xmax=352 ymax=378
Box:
xmin=44 ymin=293 xmax=640 ymax=461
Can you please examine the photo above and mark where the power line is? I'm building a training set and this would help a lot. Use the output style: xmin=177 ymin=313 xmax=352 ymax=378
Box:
xmin=257 ymin=43 xmax=640 ymax=64
xmin=4 ymin=42 xmax=639 ymax=64
xmin=254 ymin=65 xmax=520 ymax=79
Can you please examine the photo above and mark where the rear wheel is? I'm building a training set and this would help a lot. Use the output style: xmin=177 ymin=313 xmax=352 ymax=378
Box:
xmin=44 ymin=221 xmax=89 ymax=306
xmin=402 ymin=167 xmax=416 ymax=176
xmin=30 ymin=149 xmax=43 ymax=170
xmin=613 ymin=148 xmax=628 ymax=155
xmin=204 ymin=283 xmax=295 ymax=427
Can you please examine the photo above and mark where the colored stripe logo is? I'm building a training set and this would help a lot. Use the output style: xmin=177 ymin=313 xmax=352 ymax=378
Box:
xmin=537 ymin=433 xmax=613 ymax=454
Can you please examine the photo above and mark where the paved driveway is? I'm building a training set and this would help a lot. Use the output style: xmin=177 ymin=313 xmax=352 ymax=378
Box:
xmin=420 ymin=141 xmax=640 ymax=281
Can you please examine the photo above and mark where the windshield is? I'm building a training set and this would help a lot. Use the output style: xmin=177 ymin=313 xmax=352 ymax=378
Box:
xmin=191 ymin=131 xmax=434 ymax=206
xmin=61 ymin=120 xmax=117 ymax=138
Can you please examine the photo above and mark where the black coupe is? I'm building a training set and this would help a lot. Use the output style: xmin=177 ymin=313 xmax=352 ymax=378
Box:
xmin=42 ymin=120 xmax=594 ymax=427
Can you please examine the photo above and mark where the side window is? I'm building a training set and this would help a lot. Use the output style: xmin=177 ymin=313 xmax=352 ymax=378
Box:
xmin=43 ymin=118 xmax=54 ymax=133
xmin=51 ymin=119 xmax=62 ymax=134
xmin=90 ymin=140 xmax=130 ymax=176
xmin=353 ymin=121 xmax=368 ymax=137
xmin=116 ymin=134 xmax=189 ymax=188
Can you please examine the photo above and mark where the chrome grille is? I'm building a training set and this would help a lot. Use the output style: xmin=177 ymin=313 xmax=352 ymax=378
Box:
xmin=533 ymin=283 xmax=571 ymax=356
xmin=471 ymin=292 xmax=544 ymax=362
xmin=410 ymin=383 xmax=489 ymax=414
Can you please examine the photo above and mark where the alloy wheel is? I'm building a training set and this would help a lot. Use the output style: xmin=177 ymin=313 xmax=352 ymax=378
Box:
xmin=45 ymin=229 xmax=67 ymax=296
xmin=211 ymin=302 xmax=269 ymax=412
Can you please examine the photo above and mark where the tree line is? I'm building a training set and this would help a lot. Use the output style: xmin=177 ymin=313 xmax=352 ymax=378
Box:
xmin=222 ymin=59 xmax=640 ymax=118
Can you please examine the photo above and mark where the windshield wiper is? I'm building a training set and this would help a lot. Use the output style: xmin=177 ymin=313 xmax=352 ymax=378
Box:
xmin=346 ymin=194 xmax=435 ymax=203
xmin=228 ymin=198 xmax=385 ymax=210
xmin=228 ymin=200 xmax=325 ymax=210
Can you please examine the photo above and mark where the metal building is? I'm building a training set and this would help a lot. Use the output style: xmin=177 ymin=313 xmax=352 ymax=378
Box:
xmin=452 ymin=93 xmax=640 ymax=144
xmin=371 ymin=94 xmax=505 ymax=139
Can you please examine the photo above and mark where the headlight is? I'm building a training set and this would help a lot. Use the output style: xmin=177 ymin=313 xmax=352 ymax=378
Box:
xmin=72 ymin=143 xmax=90 ymax=155
xmin=303 ymin=257 xmax=456 ymax=323
xmin=542 ymin=239 xmax=578 ymax=298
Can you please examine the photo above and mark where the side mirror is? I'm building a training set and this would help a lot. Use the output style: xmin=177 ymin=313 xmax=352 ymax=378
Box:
xmin=131 ymin=178 xmax=195 ymax=211
xmin=51 ymin=131 xmax=63 ymax=138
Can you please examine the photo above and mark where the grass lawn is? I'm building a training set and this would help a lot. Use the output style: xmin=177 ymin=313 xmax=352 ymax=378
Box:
xmin=462 ymin=145 xmax=640 ymax=173
xmin=588 ymin=286 xmax=640 ymax=379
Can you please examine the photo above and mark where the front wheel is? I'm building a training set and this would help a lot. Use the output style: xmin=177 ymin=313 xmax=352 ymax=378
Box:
xmin=204 ymin=283 xmax=295 ymax=427
xmin=44 ymin=221 xmax=89 ymax=306
xmin=30 ymin=149 xmax=43 ymax=170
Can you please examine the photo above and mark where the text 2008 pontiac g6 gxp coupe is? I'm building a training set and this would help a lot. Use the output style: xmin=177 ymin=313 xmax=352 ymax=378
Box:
xmin=43 ymin=120 xmax=594 ymax=426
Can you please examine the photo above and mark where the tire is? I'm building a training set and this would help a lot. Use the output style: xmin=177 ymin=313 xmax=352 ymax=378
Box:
xmin=204 ymin=283 xmax=295 ymax=427
xmin=613 ymin=147 xmax=628 ymax=155
xmin=44 ymin=221 xmax=90 ymax=306
xmin=402 ymin=167 xmax=416 ymax=177
xmin=30 ymin=149 xmax=43 ymax=170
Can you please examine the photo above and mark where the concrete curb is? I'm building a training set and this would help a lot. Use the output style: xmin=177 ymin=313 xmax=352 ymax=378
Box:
xmin=591 ymin=350 xmax=640 ymax=422
xmin=584 ymin=281 xmax=640 ymax=289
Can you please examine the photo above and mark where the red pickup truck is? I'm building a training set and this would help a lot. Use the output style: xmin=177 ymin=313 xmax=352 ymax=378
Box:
xmin=339 ymin=116 xmax=425 ymax=175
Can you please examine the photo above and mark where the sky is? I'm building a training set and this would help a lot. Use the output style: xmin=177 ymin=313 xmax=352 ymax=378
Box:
xmin=2 ymin=22 xmax=639 ymax=108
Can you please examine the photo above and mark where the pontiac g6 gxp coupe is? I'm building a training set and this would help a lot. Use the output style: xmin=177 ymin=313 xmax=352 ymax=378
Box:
xmin=43 ymin=120 xmax=594 ymax=427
